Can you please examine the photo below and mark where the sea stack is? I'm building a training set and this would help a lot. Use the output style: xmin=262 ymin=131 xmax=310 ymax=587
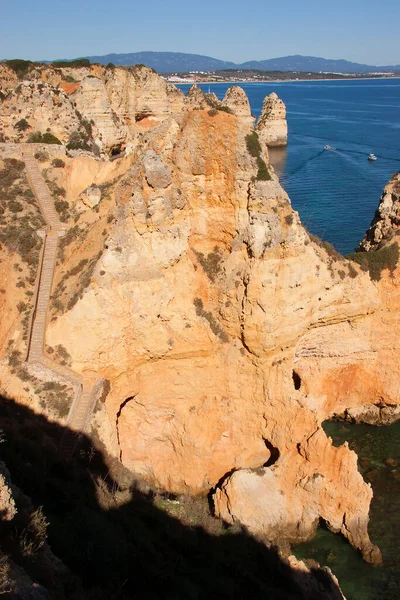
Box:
xmin=358 ymin=171 xmax=400 ymax=251
xmin=256 ymin=92 xmax=288 ymax=147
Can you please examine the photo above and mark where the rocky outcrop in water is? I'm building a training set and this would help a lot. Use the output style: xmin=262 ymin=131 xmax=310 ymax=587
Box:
xmin=222 ymin=86 xmax=255 ymax=127
xmin=256 ymin=91 xmax=288 ymax=147
xmin=359 ymin=171 xmax=400 ymax=250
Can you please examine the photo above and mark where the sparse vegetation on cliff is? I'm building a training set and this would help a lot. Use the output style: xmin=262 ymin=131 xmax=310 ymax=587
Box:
xmin=14 ymin=118 xmax=30 ymax=132
xmin=51 ymin=158 xmax=65 ymax=168
xmin=245 ymin=131 xmax=272 ymax=181
xmin=0 ymin=159 xmax=44 ymax=269
xmin=66 ymin=129 xmax=91 ymax=151
xmin=309 ymin=233 xmax=343 ymax=260
xmin=4 ymin=59 xmax=35 ymax=79
xmin=194 ymin=297 xmax=229 ymax=343
xmin=347 ymin=243 xmax=399 ymax=281
xmin=51 ymin=58 xmax=90 ymax=68
xmin=27 ymin=131 xmax=62 ymax=145
xmin=204 ymin=93 xmax=233 ymax=115
xmin=246 ymin=131 xmax=262 ymax=157
xmin=51 ymin=251 xmax=103 ymax=315
xmin=194 ymin=246 xmax=223 ymax=282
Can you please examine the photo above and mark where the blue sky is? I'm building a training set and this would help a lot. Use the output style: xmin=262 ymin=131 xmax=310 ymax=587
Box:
xmin=1 ymin=0 xmax=399 ymax=65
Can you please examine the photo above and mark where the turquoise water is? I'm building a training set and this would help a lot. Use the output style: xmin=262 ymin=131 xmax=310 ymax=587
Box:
xmin=295 ymin=421 xmax=400 ymax=600
xmin=178 ymin=80 xmax=400 ymax=254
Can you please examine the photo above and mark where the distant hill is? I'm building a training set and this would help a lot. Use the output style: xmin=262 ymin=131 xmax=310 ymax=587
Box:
xmin=77 ymin=51 xmax=236 ymax=72
xmin=239 ymin=55 xmax=400 ymax=74
xmin=63 ymin=52 xmax=400 ymax=74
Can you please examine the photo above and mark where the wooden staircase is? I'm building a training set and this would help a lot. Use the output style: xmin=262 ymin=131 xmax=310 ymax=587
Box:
xmin=22 ymin=146 xmax=103 ymax=456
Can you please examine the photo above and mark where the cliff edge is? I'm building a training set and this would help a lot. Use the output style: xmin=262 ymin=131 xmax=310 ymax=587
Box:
xmin=1 ymin=65 xmax=399 ymax=576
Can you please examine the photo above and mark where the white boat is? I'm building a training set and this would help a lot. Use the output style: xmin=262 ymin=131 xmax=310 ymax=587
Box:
xmin=368 ymin=153 xmax=377 ymax=161
xmin=324 ymin=145 xmax=336 ymax=151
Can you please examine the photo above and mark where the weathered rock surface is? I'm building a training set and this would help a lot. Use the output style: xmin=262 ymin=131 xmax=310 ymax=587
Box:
xmin=214 ymin=429 xmax=381 ymax=564
xmin=286 ymin=555 xmax=346 ymax=600
xmin=0 ymin=81 xmax=81 ymax=143
xmin=0 ymin=461 xmax=17 ymax=521
xmin=335 ymin=402 xmax=400 ymax=425
xmin=359 ymin=171 xmax=400 ymax=250
xmin=223 ymin=86 xmax=255 ymax=127
xmin=1 ymin=68 xmax=399 ymax=570
xmin=256 ymin=91 xmax=288 ymax=147
xmin=0 ymin=64 xmax=18 ymax=94
xmin=0 ymin=64 xmax=184 ymax=154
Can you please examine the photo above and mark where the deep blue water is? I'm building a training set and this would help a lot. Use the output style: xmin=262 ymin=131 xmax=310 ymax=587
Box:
xmin=178 ymin=80 xmax=400 ymax=254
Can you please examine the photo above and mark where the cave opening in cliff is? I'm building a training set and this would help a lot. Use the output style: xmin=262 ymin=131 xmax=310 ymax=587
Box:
xmin=110 ymin=144 xmax=123 ymax=157
xmin=135 ymin=112 xmax=152 ymax=122
xmin=292 ymin=370 xmax=302 ymax=390
xmin=264 ymin=440 xmax=280 ymax=466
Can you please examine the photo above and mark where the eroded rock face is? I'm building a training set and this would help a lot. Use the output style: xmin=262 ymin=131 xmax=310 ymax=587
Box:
xmin=256 ymin=92 xmax=288 ymax=147
xmin=42 ymin=101 xmax=400 ymax=563
xmin=223 ymin=86 xmax=255 ymax=127
xmin=359 ymin=171 xmax=400 ymax=250
xmin=0 ymin=81 xmax=81 ymax=143
xmin=336 ymin=403 xmax=400 ymax=425
xmin=214 ymin=429 xmax=382 ymax=564
xmin=0 ymin=65 xmax=184 ymax=154
xmin=1 ymin=71 xmax=400 ymax=566
xmin=0 ymin=64 xmax=18 ymax=94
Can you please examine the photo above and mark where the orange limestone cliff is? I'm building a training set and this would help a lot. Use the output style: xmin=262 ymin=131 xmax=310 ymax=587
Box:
xmin=0 ymin=65 xmax=399 ymax=567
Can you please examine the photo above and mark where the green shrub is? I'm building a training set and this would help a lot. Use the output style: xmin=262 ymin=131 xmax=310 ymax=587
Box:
xmin=5 ymin=59 xmax=33 ymax=79
xmin=0 ymin=224 xmax=41 ymax=264
xmin=34 ymin=150 xmax=49 ymax=162
xmin=14 ymin=118 xmax=30 ymax=132
xmin=8 ymin=350 xmax=21 ymax=368
xmin=27 ymin=131 xmax=61 ymax=145
xmin=348 ymin=263 xmax=358 ymax=278
xmin=245 ymin=132 xmax=272 ymax=181
xmin=63 ymin=75 xmax=77 ymax=83
xmin=246 ymin=131 xmax=262 ymax=158
xmin=66 ymin=130 xmax=91 ymax=151
xmin=216 ymin=105 xmax=233 ymax=114
xmin=194 ymin=246 xmax=223 ymax=282
xmin=52 ymin=158 xmax=65 ymax=168
xmin=208 ymin=108 xmax=218 ymax=117
xmin=106 ymin=62 xmax=116 ymax=69
xmin=27 ymin=131 xmax=43 ymax=143
xmin=8 ymin=200 xmax=23 ymax=213
xmin=54 ymin=199 xmax=69 ymax=216
xmin=309 ymin=233 xmax=342 ymax=260
xmin=42 ymin=132 xmax=62 ymax=145
xmin=285 ymin=214 xmax=294 ymax=225
xmin=52 ymin=58 xmax=90 ymax=68
xmin=55 ymin=344 xmax=72 ymax=366
xmin=346 ymin=243 xmax=399 ymax=281
xmin=0 ymin=158 xmax=24 ymax=186
xmin=256 ymin=157 xmax=272 ymax=181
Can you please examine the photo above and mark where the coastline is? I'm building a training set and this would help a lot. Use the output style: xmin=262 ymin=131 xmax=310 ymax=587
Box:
xmin=172 ymin=76 xmax=400 ymax=85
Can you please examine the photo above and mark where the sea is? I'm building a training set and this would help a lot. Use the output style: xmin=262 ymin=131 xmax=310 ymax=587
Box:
xmin=178 ymin=80 xmax=400 ymax=598
xmin=178 ymin=79 xmax=400 ymax=254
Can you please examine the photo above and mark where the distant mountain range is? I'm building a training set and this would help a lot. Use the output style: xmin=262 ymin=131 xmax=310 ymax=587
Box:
xmin=66 ymin=52 xmax=400 ymax=74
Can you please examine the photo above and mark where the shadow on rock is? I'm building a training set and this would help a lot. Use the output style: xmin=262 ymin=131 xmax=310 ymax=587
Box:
xmin=0 ymin=395 xmax=342 ymax=599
